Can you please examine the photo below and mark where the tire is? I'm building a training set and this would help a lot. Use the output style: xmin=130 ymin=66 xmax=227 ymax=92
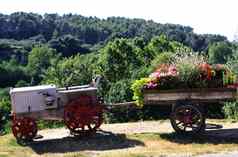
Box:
xmin=170 ymin=101 xmax=206 ymax=135
xmin=12 ymin=116 xmax=37 ymax=142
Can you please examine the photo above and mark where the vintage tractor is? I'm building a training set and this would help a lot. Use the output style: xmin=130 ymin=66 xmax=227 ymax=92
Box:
xmin=10 ymin=80 xmax=104 ymax=141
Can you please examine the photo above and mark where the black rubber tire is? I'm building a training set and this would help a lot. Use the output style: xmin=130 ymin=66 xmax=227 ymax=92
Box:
xmin=170 ymin=101 xmax=206 ymax=135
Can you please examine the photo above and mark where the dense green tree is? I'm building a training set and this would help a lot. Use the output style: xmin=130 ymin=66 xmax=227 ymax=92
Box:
xmin=0 ymin=58 xmax=29 ymax=88
xmin=145 ymin=35 xmax=174 ymax=56
xmin=49 ymin=35 xmax=89 ymax=57
xmin=98 ymin=38 xmax=143 ymax=82
xmin=208 ymin=42 xmax=233 ymax=64
xmin=27 ymin=46 xmax=60 ymax=84
xmin=42 ymin=54 xmax=97 ymax=87
xmin=105 ymin=79 xmax=133 ymax=103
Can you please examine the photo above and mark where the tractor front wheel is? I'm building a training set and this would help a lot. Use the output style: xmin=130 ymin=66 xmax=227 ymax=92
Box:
xmin=12 ymin=116 xmax=37 ymax=142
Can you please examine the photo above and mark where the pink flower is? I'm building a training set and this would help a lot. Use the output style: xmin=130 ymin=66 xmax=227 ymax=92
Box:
xmin=168 ymin=65 xmax=178 ymax=76
xmin=149 ymin=72 xmax=160 ymax=78
xmin=146 ymin=81 xmax=158 ymax=89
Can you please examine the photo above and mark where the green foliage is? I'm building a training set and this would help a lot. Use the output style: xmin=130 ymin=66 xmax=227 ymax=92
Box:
xmin=208 ymin=42 xmax=233 ymax=64
xmin=105 ymin=79 xmax=133 ymax=103
xmin=15 ymin=80 xmax=29 ymax=87
xmin=98 ymin=38 xmax=143 ymax=82
xmin=0 ymin=88 xmax=11 ymax=133
xmin=27 ymin=45 xmax=60 ymax=84
xmin=145 ymin=35 xmax=173 ymax=59
xmin=223 ymin=101 xmax=238 ymax=120
xmin=226 ymin=51 xmax=238 ymax=76
xmin=37 ymin=120 xmax=64 ymax=129
xmin=0 ymin=97 xmax=11 ymax=114
xmin=0 ymin=58 xmax=29 ymax=88
xmin=131 ymin=78 xmax=151 ymax=107
xmin=42 ymin=54 xmax=97 ymax=87
xmin=49 ymin=34 xmax=90 ymax=57
xmin=0 ymin=12 xmax=228 ymax=53
xmin=0 ymin=88 xmax=11 ymax=114
xmin=150 ymin=52 xmax=174 ymax=71
xmin=174 ymin=53 xmax=207 ymax=88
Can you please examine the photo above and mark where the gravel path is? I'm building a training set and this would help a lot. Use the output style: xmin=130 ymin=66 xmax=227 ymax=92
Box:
xmin=35 ymin=120 xmax=238 ymax=157
xmin=36 ymin=120 xmax=173 ymax=140
xmin=37 ymin=120 xmax=238 ymax=140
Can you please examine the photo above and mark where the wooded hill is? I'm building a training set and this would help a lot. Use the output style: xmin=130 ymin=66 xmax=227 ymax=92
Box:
xmin=0 ymin=12 xmax=228 ymax=62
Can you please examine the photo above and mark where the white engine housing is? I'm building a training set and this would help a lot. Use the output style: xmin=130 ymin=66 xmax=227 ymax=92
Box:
xmin=10 ymin=85 xmax=58 ymax=114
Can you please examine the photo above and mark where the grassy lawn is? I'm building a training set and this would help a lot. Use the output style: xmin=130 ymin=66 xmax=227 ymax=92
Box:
xmin=0 ymin=120 xmax=238 ymax=157
xmin=100 ymin=133 xmax=238 ymax=157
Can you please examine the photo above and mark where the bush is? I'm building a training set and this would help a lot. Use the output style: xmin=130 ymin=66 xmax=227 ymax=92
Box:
xmin=0 ymin=89 xmax=11 ymax=133
xmin=131 ymin=78 xmax=151 ymax=107
xmin=208 ymin=42 xmax=233 ymax=64
xmin=223 ymin=101 xmax=238 ymax=120
xmin=150 ymin=52 xmax=174 ymax=70
xmin=105 ymin=79 xmax=133 ymax=103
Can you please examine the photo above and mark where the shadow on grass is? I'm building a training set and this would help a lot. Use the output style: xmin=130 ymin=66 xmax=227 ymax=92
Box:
xmin=160 ymin=128 xmax=238 ymax=144
xmin=28 ymin=130 xmax=144 ymax=154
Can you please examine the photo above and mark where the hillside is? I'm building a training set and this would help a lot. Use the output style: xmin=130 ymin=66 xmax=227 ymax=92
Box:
xmin=0 ymin=12 xmax=228 ymax=61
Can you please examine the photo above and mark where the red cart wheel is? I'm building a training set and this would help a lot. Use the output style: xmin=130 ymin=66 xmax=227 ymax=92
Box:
xmin=12 ymin=116 xmax=37 ymax=141
xmin=64 ymin=96 xmax=103 ymax=137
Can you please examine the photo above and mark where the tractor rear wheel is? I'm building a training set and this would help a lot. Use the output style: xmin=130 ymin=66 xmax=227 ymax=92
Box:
xmin=64 ymin=96 xmax=104 ymax=137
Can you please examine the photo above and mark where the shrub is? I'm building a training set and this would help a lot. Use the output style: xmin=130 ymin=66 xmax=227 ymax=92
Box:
xmin=223 ymin=101 xmax=238 ymax=120
xmin=131 ymin=78 xmax=151 ymax=107
xmin=150 ymin=52 xmax=174 ymax=70
xmin=105 ymin=79 xmax=133 ymax=103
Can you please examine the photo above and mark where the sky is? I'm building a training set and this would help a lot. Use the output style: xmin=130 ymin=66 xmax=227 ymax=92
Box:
xmin=0 ymin=0 xmax=237 ymax=41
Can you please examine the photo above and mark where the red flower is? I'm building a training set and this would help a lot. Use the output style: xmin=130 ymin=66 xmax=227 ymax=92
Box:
xmin=199 ymin=63 xmax=212 ymax=80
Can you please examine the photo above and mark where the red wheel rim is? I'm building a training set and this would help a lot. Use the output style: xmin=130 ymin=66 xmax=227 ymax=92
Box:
xmin=174 ymin=106 xmax=203 ymax=132
xmin=64 ymin=95 xmax=103 ymax=136
xmin=12 ymin=116 xmax=37 ymax=141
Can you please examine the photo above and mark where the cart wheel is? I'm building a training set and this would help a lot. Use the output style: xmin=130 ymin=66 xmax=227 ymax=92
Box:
xmin=12 ymin=116 xmax=37 ymax=142
xmin=64 ymin=96 xmax=104 ymax=137
xmin=170 ymin=101 xmax=205 ymax=135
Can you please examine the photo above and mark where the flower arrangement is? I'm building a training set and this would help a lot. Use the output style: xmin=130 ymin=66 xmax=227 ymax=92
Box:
xmin=131 ymin=54 xmax=237 ymax=106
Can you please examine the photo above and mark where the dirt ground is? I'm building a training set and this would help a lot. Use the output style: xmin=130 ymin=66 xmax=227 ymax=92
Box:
xmin=37 ymin=119 xmax=238 ymax=141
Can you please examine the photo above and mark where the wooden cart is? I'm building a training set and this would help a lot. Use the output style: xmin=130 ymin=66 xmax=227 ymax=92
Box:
xmin=143 ymin=88 xmax=238 ymax=134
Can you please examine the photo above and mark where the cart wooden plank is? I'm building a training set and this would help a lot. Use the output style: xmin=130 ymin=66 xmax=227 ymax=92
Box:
xmin=143 ymin=88 xmax=238 ymax=105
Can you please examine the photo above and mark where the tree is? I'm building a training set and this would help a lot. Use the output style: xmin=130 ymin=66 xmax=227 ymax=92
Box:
xmin=0 ymin=58 xmax=29 ymax=88
xmin=208 ymin=42 xmax=233 ymax=64
xmin=27 ymin=45 xmax=60 ymax=84
xmin=42 ymin=54 xmax=97 ymax=87
xmin=145 ymin=35 xmax=173 ymax=57
xmin=98 ymin=38 xmax=143 ymax=82
xmin=49 ymin=35 xmax=89 ymax=57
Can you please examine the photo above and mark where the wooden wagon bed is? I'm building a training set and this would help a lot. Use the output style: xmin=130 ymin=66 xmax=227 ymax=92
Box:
xmin=143 ymin=88 xmax=238 ymax=105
